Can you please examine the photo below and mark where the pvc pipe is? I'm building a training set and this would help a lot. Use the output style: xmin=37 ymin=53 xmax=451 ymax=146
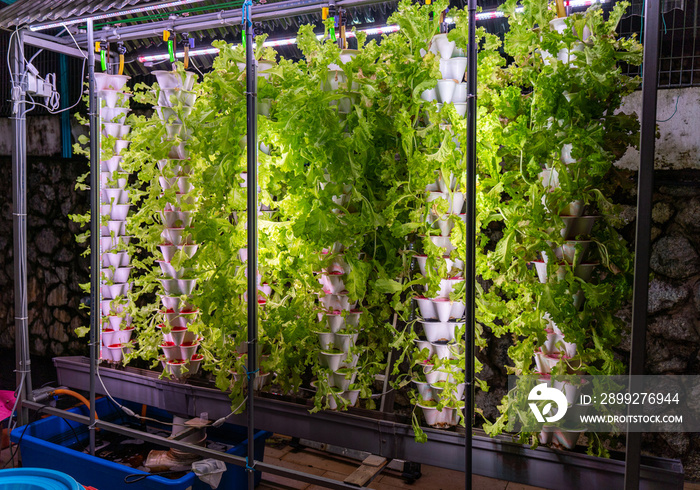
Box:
xmin=86 ymin=18 xmax=100 ymax=458
xmin=52 ymin=390 xmax=99 ymax=420
xmin=11 ymin=28 xmax=32 ymax=427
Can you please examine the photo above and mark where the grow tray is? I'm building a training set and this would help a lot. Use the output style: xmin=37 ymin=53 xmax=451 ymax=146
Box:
xmin=11 ymin=395 xmax=270 ymax=490
xmin=54 ymin=356 xmax=683 ymax=489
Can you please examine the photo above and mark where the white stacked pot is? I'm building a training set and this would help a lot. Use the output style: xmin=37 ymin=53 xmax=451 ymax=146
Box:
xmin=96 ymin=73 xmax=134 ymax=364
xmin=413 ymin=176 xmax=466 ymax=427
xmin=420 ymin=33 xmax=468 ymax=119
xmin=415 ymin=37 xmax=468 ymax=423
xmin=313 ymin=54 xmax=363 ymax=409
xmin=532 ymin=146 xmax=599 ymax=448
xmin=153 ymin=70 xmax=202 ymax=378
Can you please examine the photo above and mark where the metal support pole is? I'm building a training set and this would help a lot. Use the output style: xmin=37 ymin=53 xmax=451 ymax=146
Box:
xmin=245 ymin=13 xmax=259 ymax=490
xmin=11 ymin=28 xmax=32 ymax=426
xmin=86 ymin=18 xmax=100 ymax=457
xmin=624 ymin=0 xmax=660 ymax=487
xmin=464 ymin=0 xmax=477 ymax=488
xmin=59 ymin=54 xmax=72 ymax=158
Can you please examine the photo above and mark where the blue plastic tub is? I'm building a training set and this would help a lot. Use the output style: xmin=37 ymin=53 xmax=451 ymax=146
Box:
xmin=11 ymin=397 xmax=271 ymax=490
xmin=0 ymin=468 xmax=82 ymax=490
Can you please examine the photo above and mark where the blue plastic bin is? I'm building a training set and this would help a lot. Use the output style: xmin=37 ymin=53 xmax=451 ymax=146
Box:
xmin=0 ymin=468 xmax=82 ymax=490
xmin=11 ymin=397 xmax=271 ymax=490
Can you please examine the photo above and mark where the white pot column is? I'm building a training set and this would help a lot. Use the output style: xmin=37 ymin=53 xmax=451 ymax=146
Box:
xmin=313 ymin=51 xmax=364 ymax=410
xmin=95 ymin=73 xmax=134 ymax=364
xmin=152 ymin=71 xmax=202 ymax=378
xmin=533 ymin=146 xmax=599 ymax=449
xmin=413 ymin=34 xmax=469 ymax=429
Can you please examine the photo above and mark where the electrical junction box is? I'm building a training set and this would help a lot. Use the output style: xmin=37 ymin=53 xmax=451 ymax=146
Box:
xmin=26 ymin=72 xmax=56 ymax=98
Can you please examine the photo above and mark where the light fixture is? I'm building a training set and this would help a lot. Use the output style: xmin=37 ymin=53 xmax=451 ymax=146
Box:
xmin=474 ymin=0 xmax=606 ymax=20
xmin=136 ymin=0 xmax=607 ymax=64
xmin=29 ymin=0 xmax=207 ymax=32
xmin=138 ymin=25 xmax=401 ymax=63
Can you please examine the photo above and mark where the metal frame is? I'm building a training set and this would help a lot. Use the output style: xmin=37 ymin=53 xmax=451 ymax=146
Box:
xmin=244 ymin=10 xmax=260 ymax=488
xmin=465 ymin=0 xmax=477 ymax=487
xmin=7 ymin=0 xmax=668 ymax=487
xmin=625 ymin=0 xmax=661 ymax=486
xmin=52 ymin=357 xmax=685 ymax=489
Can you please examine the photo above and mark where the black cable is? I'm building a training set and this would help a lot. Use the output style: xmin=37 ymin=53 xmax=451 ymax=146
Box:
xmin=3 ymin=406 xmax=46 ymax=469
xmin=63 ymin=418 xmax=87 ymax=453
xmin=124 ymin=470 xmax=184 ymax=484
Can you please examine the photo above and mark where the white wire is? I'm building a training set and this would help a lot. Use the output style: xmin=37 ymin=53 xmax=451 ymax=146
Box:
xmin=62 ymin=23 xmax=88 ymax=59
xmin=20 ymin=57 xmax=87 ymax=116
xmin=7 ymin=28 xmax=18 ymax=86
xmin=96 ymin=362 xmax=245 ymax=428
xmin=96 ymin=363 xmax=197 ymax=427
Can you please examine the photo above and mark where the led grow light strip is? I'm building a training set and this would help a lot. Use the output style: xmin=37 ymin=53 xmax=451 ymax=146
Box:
xmin=137 ymin=0 xmax=605 ymax=63
xmin=29 ymin=0 xmax=207 ymax=32
xmin=471 ymin=0 xmax=606 ymax=20
xmin=138 ymin=25 xmax=401 ymax=62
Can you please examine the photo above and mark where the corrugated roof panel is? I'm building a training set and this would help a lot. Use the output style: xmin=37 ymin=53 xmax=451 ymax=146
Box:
xmin=0 ymin=0 xmax=173 ymax=28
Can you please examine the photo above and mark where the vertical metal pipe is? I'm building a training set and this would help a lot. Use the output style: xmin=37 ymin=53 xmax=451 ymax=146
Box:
xmin=624 ymin=0 xmax=660 ymax=487
xmin=86 ymin=18 xmax=100 ymax=457
xmin=245 ymin=17 xmax=259 ymax=490
xmin=465 ymin=0 xmax=477 ymax=488
xmin=59 ymin=54 xmax=72 ymax=159
xmin=11 ymin=28 xmax=32 ymax=426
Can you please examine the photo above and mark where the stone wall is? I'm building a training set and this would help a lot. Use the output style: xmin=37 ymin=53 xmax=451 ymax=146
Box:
xmin=613 ymin=169 xmax=700 ymax=479
xmin=0 ymin=156 xmax=90 ymax=357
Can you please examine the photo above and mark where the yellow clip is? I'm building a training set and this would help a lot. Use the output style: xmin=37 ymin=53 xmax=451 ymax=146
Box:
xmin=322 ymin=7 xmax=329 ymax=19
xmin=94 ymin=41 xmax=100 ymax=52
xmin=163 ymin=30 xmax=170 ymax=41
xmin=425 ymin=0 xmax=431 ymax=4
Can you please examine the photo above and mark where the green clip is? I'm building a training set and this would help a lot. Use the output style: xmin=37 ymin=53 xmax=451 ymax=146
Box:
xmin=329 ymin=26 xmax=336 ymax=42
xmin=167 ymin=39 xmax=175 ymax=63
xmin=242 ymin=29 xmax=246 ymax=46
xmin=100 ymin=49 xmax=107 ymax=72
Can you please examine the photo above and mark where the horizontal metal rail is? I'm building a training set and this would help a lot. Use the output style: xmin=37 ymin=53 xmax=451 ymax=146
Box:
xmin=71 ymin=0 xmax=390 ymax=44
xmin=23 ymin=31 xmax=85 ymax=58
xmin=21 ymin=400 xmax=360 ymax=490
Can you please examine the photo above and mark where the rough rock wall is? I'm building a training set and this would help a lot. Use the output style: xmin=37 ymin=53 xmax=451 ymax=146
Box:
xmin=614 ymin=170 xmax=700 ymax=478
xmin=0 ymin=156 xmax=89 ymax=357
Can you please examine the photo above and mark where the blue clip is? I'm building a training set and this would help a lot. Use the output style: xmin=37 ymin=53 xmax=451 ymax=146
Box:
xmin=189 ymin=38 xmax=195 ymax=49
xmin=246 ymin=368 xmax=260 ymax=380
xmin=241 ymin=0 xmax=253 ymax=28
xmin=246 ymin=456 xmax=256 ymax=472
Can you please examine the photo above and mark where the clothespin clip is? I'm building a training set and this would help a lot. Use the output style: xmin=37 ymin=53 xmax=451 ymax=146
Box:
xmin=325 ymin=3 xmax=336 ymax=42
xmin=182 ymin=32 xmax=191 ymax=69
xmin=555 ymin=0 xmax=567 ymax=17
xmin=117 ymin=42 xmax=126 ymax=75
xmin=338 ymin=8 xmax=347 ymax=49
xmin=163 ymin=30 xmax=175 ymax=63
xmin=96 ymin=40 xmax=108 ymax=72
